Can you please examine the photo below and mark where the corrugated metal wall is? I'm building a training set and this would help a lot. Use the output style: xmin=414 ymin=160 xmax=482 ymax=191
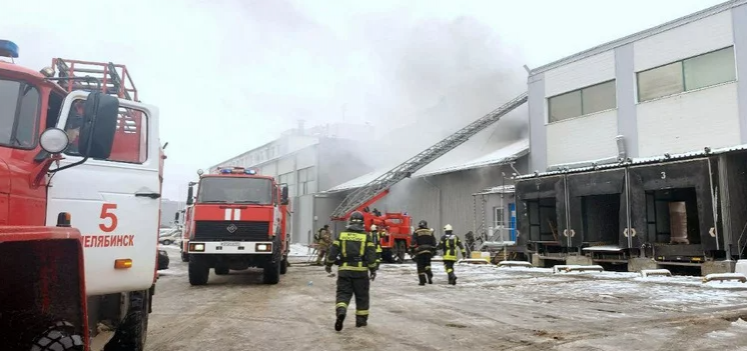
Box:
xmin=375 ymin=160 xmax=526 ymax=238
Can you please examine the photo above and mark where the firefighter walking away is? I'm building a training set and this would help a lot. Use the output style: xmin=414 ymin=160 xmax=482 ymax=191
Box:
xmin=410 ymin=220 xmax=437 ymax=285
xmin=437 ymin=224 xmax=466 ymax=285
xmin=325 ymin=211 xmax=378 ymax=331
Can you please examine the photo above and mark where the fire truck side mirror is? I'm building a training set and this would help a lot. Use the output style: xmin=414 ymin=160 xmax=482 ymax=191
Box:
xmin=78 ymin=92 xmax=119 ymax=159
xmin=186 ymin=186 xmax=195 ymax=205
xmin=280 ymin=186 xmax=289 ymax=205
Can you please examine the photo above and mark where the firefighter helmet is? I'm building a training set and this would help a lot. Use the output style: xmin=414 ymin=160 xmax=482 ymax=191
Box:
xmin=418 ymin=220 xmax=428 ymax=229
xmin=370 ymin=224 xmax=378 ymax=231
xmin=444 ymin=224 xmax=453 ymax=231
xmin=349 ymin=211 xmax=365 ymax=224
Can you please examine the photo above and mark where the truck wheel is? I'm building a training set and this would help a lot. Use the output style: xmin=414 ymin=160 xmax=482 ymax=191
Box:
xmin=382 ymin=250 xmax=394 ymax=263
xmin=215 ymin=266 xmax=229 ymax=275
xmin=0 ymin=312 xmax=84 ymax=350
xmin=189 ymin=256 xmax=209 ymax=285
xmin=280 ymin=258 xmax=288 ymax=275
xmin=263 ymin=258 xmax=281 ymax=284
xmin=181 ymin=252 xmax=189 ymax=262
xmin=395 ymin=241 xmax=406 ymax=263
xmin=104 ymin=290 xmax=150 ymax=351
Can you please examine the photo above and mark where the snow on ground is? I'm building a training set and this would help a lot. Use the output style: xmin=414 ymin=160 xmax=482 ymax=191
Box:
xmin=288 ymin=243 xmax=316 ymax=257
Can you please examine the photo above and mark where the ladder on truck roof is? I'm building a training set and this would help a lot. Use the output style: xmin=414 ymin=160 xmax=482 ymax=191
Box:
xmin=330 ymin=92 xmax=528 ymax=220
xmin=52 ymin=58 xmax=138 ymax=101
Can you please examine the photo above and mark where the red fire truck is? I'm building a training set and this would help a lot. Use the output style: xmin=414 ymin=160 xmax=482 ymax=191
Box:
xmin=0 ymin=40 xmax=162 ymax=350
xmin=183 ymin=166 xmax=290 ymax=285
xmin=333 ymin=190 xmax=413 ymax=263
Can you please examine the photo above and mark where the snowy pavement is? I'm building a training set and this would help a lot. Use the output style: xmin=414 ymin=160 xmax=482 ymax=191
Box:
xmin=146 ymin=246 xmax=747 ymax=350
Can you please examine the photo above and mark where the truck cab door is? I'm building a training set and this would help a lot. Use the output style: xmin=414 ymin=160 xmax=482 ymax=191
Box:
xmin=46 ymin=91 xmax=161 ymax=296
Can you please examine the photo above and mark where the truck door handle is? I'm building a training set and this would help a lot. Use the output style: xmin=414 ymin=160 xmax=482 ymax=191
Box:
xmin=135 ymin=192 xmax=161 ymax=199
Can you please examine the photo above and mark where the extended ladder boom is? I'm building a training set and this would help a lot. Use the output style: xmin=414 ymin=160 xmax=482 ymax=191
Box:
xmin=330 ymin=92 xmax=528 ymax=219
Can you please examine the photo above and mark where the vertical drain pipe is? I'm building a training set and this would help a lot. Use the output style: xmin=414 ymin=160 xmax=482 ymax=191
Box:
xmin=624 ymin=166 xmax=634 ymax=252
xmin=707 ymin=157 xmax=721 ymax=251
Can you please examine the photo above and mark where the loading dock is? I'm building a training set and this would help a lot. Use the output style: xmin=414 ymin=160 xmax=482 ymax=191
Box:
xmin=516 ymin=175 xmax=565 ymax=267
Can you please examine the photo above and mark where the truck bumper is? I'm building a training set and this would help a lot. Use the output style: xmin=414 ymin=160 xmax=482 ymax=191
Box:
xmin=188 ymin=241 xmax=274 ymax=254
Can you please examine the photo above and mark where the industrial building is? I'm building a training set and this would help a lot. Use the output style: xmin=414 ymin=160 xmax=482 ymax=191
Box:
xmin=320 ymin=135 xmax=529 ymax=246
xmin=515 ymin=0 xmax=747 ymax=275
xmin=209 ymin=122 xmax=375 ymax=244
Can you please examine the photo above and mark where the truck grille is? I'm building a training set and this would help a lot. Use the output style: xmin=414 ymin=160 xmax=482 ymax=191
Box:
xmin=193 ymin=221 xmax=271 ymax=241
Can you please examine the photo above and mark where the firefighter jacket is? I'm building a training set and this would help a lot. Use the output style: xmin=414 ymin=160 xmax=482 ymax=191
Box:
xmin=437 ymin=233 xmax=466 ymax=261
xmin=326 ymin=229 xmax=378 ymax=273
xmin=317 ymin=230 xmax=333 ymax=250
xmin=411 ymin=228 xmax=437 ymax=255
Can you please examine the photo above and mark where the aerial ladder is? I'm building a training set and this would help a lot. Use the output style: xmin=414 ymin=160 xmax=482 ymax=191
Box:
xmin=330 ymin=92 xmax=528 ymax=220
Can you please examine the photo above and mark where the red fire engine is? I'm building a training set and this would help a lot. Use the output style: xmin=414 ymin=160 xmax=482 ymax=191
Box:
xmin=0 ymin=40 xmax=163 ymax=350
xmin=332 ymin=189 xmax=413 ymax=263
xmin=183 ymin=166 xmax=290 ymax=285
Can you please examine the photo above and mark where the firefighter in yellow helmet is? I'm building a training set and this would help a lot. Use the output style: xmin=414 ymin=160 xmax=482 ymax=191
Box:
xmin=437 ymin=224 xmax=467 ymax=285
xmin=325 ymin=211 xmax=378 ymax=331
xmin=369 ymin=224 xmax=383 ymax=268
xmin=410 ymin=220 xmax=437 ymax=285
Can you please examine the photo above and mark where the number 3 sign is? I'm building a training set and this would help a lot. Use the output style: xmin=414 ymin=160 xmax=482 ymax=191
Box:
xmin=99 ymin=203 xmax=118 ymax=232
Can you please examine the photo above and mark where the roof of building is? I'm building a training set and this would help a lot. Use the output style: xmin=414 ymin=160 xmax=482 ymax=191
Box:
xmin=515 ymin=143 xmax=747 ymax=180
xmin=325 ymin=138 xmax=529 ymax=193
xmin=529 ymin=0 xmax=745 ymax=75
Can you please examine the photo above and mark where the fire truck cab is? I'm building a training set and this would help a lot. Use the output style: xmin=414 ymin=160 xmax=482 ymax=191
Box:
xmin=0 ymin=40 xmax=161 ymax=350
xmin=184 ymin=167 xmax=290 ymax=285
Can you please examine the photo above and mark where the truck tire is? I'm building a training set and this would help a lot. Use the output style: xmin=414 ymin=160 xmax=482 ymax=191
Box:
xmin=381 ymin=249 xmax=394 ymax=263
xmin=215 ymin=266 xmax=229 ymax=275
xmin=395 ymin=241 xmax=406 ymax=263
xmin=280 ymin=258 xmax=288 ymax=275
xmin=263 ymin=257 xmax=281 ymax=285
xmin=181 ymin=252 xmax=189 ymax=262
xmin=0 ymin=312 xmax=84 ymax=350
xmin=104 ymin=290 xmax=150 ymax=351
xmin=189 ymin=255 xmax=209 ymax=285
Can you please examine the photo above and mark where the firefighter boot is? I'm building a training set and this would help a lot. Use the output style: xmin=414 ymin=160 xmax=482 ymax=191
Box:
xmin=418 ymin=274 xmax=427 ymax=286
xmin=334 ymin=307 xmax=346 ymax=331
xmin=448 ymin=272 xmax=457 ymax=285
xmin=426 ymin=271 xmax=433 ymax=284
xmin=355 ymin=315 xmax=368 ymax=328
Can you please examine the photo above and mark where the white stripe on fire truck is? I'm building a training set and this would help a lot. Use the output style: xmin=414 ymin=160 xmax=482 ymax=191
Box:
xmin=233 ymin=209 xmax=241 ymax=220
xmin=224 ymin=208 xmax=232 ymax=220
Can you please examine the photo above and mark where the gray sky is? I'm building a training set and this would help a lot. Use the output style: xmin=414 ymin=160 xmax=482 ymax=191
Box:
xmin=3 ymin=0 xmax=725 ymax=200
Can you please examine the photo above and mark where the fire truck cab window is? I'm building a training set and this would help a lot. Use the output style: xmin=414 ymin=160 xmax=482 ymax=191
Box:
xmin=0 ymin=79 xmax=40 ymax=149
xmin=198 ymin=177 xmax=273 ymax=204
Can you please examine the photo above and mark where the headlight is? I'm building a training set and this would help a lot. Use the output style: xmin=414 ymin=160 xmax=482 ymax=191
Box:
xmin=256 ymin=243 xmax=272 ymax=252
xmin=190 ymin=243 xmax=205 ymax=252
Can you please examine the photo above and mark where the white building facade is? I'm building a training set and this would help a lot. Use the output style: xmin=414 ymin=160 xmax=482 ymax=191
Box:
xmin=527 ymin=1 xmax=747 ymax=172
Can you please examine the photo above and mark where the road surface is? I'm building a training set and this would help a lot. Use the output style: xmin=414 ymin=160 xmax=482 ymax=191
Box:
xmin=147 ymin=246 xmax=747 ymax=351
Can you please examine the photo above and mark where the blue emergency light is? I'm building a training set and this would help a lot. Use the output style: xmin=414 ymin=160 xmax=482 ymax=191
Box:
xmin=0 ymin=40 xmax=19 ymax=58
xmin=219 ymin=169 xmax=232 ymax=174
xmin=245 ymin=169 xmax=257 ymax=175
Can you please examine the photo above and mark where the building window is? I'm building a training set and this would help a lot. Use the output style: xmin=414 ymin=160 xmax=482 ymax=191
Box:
xmin=547 ymin=80 xmax=616 ymax=123
xmin=297 ymin=166 xmax=316 ymax=195
xmin=493 ymin=207 xmax=505 ymax=229
xmin=637 ymin=46 xmax=736 ymax=102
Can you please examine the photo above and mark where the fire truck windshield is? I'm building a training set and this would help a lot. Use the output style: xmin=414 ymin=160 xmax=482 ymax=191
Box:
xmin=197 ymin=177 xmax=273 ymax=204
xmin=0 ymin=78 xmax=40 ymax=148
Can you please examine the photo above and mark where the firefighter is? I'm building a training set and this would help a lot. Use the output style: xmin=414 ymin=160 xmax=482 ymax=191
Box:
xmin=64 ymin=100 xmax=85 ymax=154
xmin=410 ymin=220 xmax=437 ymax=285
xmin=314 ymin=224 xmax=332 ymax=265
xmin=325 ymin=211 xmax=377 ymax=331
xmin=437 ymin=224 xmax=466 ymax=285
xmin=369 ymin=224 xmax=383 ymax=268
